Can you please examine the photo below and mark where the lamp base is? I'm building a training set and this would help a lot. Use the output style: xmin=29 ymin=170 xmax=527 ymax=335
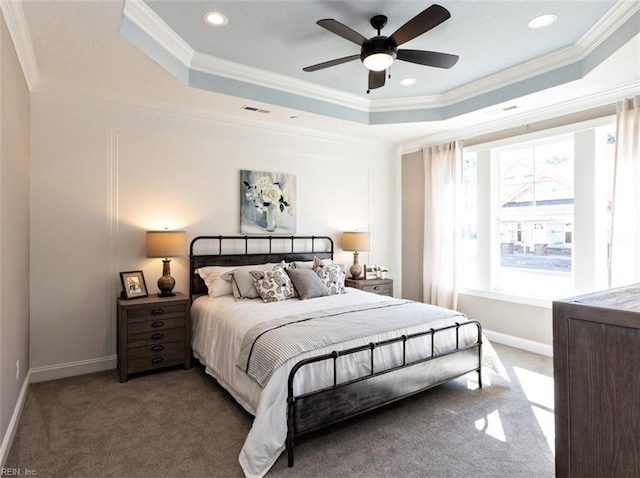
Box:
xmin=350 ymin=252 xmax=363 ymax=280
xmin=157 ymin=259 xmax=176 ymax=297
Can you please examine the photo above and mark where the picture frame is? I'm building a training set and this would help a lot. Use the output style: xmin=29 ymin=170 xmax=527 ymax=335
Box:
xmin=240 ymin=169 xmax=297 ymax=234
xmin=364 ymin=264 xmax=378 ymax=280
xmin=119 ymin=270 xmax=148 ymax=300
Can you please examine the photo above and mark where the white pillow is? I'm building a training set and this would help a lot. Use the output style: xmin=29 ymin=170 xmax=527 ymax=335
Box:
xmin=197 ymin=266 xmax=234 ymax=297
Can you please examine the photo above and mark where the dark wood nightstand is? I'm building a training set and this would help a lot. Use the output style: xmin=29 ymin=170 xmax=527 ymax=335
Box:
xmin=345 ymin=278 xmax=393 ymax=297
xmin=117 ymin=292 xmax=191 ymax=382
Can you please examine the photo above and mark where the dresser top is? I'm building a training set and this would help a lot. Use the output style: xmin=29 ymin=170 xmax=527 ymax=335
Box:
xmin=560 ymin=284 xmax=640 ymax=313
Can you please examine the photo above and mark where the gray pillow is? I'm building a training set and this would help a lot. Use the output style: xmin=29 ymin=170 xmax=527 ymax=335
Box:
xmin=287 ymin=268 xmax=329 ymax=300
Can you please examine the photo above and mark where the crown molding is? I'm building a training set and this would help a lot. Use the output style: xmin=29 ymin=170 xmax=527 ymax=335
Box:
xmin=579 ymin=0 xmax=640 ymax=55
xmin=401 ymin=79 xmax=640 ymax=152
xmin=191 ymin=52 xmax=370 ymax=112
xmin=123 ymin=0 xmax=638 ymax=118
xmin=0 ymin=0 xmax=39 ymax=89
xmin=122 ymin=0 xmax=194 ymax=69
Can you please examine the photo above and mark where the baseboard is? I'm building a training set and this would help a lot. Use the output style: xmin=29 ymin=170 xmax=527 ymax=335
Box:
xmin=30 ymin=355 xmax=117 ymax=384
xmin=484 ymin=329 xmax=553 ymax=357
xmin=0 ymin=371 xmax=31 ymax=467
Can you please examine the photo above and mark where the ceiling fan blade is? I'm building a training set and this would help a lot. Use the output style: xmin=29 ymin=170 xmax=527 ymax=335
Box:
xmin=368 ymin=70 xmax=386 ymax=90
xmin=390 ymin=4 xmax=451 ymax=46
xmin=397 ymin=49 xmax=459 ymax=68
xmin=303 ymin=54 xmax=360 ymax=72
xmin=317 ymin=19 xmax=368 ymax=46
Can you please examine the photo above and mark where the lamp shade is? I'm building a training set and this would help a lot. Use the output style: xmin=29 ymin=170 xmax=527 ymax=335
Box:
xmin=342 ymin=231 xmax=370 ymax=252
xmin=146 ymin=230 xmax=186 ymax=258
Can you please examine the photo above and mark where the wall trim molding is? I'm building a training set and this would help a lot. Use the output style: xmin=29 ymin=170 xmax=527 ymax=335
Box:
xmin=29 ymin=356 xmax=117 ymax=384
xmin=0 ymin=0 xmax=39 ymax=89
xmin=0 ymin=372 xmax=30 ymax=467
xmin=484 ymin=329 xmax=553 ymax=357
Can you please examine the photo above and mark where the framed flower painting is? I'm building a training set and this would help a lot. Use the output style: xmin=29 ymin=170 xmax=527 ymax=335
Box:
xmin=240 ymin=170 xmax=297 ymax=234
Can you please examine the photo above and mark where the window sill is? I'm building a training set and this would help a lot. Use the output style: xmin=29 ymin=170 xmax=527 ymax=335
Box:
xmin=458 ymin=288 xmax=553 ymax=309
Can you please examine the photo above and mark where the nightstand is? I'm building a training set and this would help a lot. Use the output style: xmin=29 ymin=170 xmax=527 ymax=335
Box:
xmin=117 ymin=292 xmax=191 ymax=382
xmin=345 ymin=278 xmax=393 ymax=297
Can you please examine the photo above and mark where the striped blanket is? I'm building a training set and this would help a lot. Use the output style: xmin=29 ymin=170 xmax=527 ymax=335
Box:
xmin=237 ymin=299 xmax=466 ymax=388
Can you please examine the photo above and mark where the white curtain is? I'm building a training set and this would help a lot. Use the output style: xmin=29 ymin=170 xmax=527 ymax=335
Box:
xmin=422 ymin=141 xmax=462 ymax=309
xmin=609 ymin=96 xmax=640 ymax=288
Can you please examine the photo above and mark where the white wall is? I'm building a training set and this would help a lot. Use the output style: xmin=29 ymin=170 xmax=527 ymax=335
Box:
xmin=0 ymin=10 xmax=30 ymax=463
xmin=29 ymin=87 xmax=401 ymax=374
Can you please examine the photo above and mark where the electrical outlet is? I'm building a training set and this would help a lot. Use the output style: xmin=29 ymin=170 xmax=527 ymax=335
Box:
xmin=16 ymin=360 xmax=20 ymax=380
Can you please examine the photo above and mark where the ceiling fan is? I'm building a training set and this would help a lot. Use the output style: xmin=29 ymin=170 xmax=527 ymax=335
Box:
xmin=303 ymin=4 xmax=459 ymax=93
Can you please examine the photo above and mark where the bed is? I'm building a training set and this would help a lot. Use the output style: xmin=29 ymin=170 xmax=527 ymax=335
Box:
xmin=189 ymin=235 xmax=507 ymax=478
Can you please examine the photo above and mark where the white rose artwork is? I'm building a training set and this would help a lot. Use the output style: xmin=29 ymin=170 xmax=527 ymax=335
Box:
xmin=241 ymin=170 xmax=296 ymax=234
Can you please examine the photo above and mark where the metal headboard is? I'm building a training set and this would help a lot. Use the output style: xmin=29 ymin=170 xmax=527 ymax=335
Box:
xmin=189 ymin=235 xmax=334 ymax=300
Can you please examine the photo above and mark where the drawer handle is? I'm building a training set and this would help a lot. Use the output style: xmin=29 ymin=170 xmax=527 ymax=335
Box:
xmin=151 ymin=357 xmax=164 ymax=364
xmin=151 ymin=333 xmax=164 ymax=340
xmin=151 ymin=345 xmax=164 ymax=352
xmin=151 ymin=321 xmax=164 ymax=328
xmin=151 ymin=308 xmax=164 ymax=315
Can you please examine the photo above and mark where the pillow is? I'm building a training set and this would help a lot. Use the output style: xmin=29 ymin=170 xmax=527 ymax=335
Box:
xmin=292 ymin=258 xmax=332 ymax=270
xmin=286 ymin=268 xmax=329 ymax=300
xmin=197 ymin=266 xmax=234 ymax=297
xmin=222 ymin=262 xmax=285 ymax=299
xmin=250 ymin=268 xmax=296 ymax=303
xmin=313 ymin=257 xmax=346 ymax=295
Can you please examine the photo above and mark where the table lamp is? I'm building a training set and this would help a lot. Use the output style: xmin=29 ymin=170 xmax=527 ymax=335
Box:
xmin=342 ymin=231 xmax=370 ymax=280
xmin=146 ymin=230 xmax=186 ymax=297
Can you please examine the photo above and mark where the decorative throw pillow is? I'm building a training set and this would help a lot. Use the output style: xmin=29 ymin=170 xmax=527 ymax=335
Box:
xmin=313 ymin=257 xmax=346 ymax=295
xmin=250 ymin=268 xmax=296 ymax=302
xmin=286 ymin=268 xmax=329 ymax=300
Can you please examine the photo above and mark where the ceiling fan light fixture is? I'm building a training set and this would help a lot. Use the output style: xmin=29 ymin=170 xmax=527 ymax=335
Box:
xmin=363 ymin=52 xmax=394 ymax=71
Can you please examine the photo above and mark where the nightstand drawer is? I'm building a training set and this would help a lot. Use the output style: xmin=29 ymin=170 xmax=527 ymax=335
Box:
xmin=361 ymin=284 xmax=393 ymax=295
xmin=127 ymin=341 xmax=186 ymax=373
xmin=126 ymin=304 xmax=186 ymax=320
xmin=128 ymin=327 xmax=185 ymax=348
xmin=345 ymin=278 xmax=393 ymax=297
xmin=127 ymin=317 xmax=185 ymax=335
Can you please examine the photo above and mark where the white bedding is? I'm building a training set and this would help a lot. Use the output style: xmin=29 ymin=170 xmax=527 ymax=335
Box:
xmin=191 ymin=289 xmax=507 ymax=478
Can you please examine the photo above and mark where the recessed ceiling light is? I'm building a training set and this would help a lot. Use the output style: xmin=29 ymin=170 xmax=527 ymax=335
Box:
xmin=528 ymin=13 xmax=557 ymax=29
xmin=203 ymin=11 xmax=228 ymax=26
xmin=400 ymin=78 xmax=417 ymax=86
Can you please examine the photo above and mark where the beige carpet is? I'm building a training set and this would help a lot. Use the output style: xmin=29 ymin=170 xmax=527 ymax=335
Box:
xmin=6 ymin=343 xmax=554 ymax=477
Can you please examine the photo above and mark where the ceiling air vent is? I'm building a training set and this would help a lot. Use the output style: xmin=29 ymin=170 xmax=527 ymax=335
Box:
xmin=242 ymin=106 xmax=271 ymax=114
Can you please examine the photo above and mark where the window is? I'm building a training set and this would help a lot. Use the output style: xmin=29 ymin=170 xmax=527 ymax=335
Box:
xmin=460 ymin=119 xmax=615 ymax=300
xmin=495 ymin=135 xmax=574 ymax=296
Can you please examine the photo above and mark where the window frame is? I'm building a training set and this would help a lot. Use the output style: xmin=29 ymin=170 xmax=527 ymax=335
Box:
xmin=460 ymin=115 xmax=616 ymax=305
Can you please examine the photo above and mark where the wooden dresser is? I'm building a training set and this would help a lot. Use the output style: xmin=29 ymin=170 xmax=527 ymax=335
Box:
xmin=117 ymin=292 xmax=191 ymax=382
xmin=553 ymin=284 xmax=640 ymax=478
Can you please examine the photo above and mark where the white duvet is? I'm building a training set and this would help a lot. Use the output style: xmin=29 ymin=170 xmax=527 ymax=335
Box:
xmin=191 ymin=289 xmax=507 ymax=478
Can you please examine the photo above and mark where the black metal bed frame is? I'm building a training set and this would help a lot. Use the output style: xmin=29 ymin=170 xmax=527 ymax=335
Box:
xmin=189 ymin=235 xmax=483 ymax=468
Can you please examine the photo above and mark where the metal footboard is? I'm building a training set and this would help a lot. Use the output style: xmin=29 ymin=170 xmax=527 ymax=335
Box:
xmin=286 ymin=320 xmax=483 ymax=467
